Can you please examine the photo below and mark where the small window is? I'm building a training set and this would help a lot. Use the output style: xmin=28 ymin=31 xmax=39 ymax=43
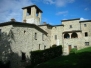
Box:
xmin=39 ymin=44 xmax=40 ymax=50
xmin=55 ymin=35 xmax=57 ymax=40
xmin=22 ymin=52 xmax=26 ymax=61
xmin=71 ymin=32 xmax=78 ymax=38
xmin=64 ymin=33 xmax=70 ymax=39
xmin=42 ymin=34 xmax=44 ymax=41
xmin=85 ymin=32 xmax=88 ymax=37
xmin=70 ymin=25 xmax=72 ymax=28
xmin=44 ymin=45 xmax=46 ymax=49
xmin=84 ymin=24 xmax=87 ymax=27
xmin=85 ymin=42 xmax=89 ymax=46
xmin=35 ymin=33 xmax=37 ymax=40
xmin=74 ymin=46 xmax=77 ymax=50
xmin=24 ymin=30 xmax=26 ymax=33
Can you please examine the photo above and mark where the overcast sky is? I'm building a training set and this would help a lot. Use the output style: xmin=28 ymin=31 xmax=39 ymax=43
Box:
xmin=0 ymin=0 xmax=91 ymax=25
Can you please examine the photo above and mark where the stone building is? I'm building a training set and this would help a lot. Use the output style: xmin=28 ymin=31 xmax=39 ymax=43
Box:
xmin=0 ymin=5 xmax=91 ymax=68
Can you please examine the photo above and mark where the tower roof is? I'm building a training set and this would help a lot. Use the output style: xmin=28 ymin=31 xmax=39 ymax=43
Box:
xmin=22 ymin=5 xmax=43 ymax=13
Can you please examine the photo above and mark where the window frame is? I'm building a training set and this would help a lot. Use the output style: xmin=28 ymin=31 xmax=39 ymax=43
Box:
xmin=70 ymin=25 xmax=72 ymax=28
xmin=55 ymin=35 xmax=57 ymax=40
xmin=35 ymin=33 xmax=37 ymax=40
xmin=84 ymin=24 xmax=87 ymax=27
xmin=85 ymin=32 xmax=88 ymax=37
xmin=21 ymin=52 xmax=26 ymax=61
xmin=39 ymin=44 xmax=40 ymax=50
xmin=85 ymin=42 xmax=89 ymax=46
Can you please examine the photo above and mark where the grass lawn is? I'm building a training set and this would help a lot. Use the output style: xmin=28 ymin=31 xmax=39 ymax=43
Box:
xmin=33 ymin=47 xmax=91 ymax=68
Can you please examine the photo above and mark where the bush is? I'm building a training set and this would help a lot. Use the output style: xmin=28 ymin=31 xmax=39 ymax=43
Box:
xmin=70 ymin=48 xmax=77 ymax=54
xmin=30 ymin=45 xmax=62 ymax=66
xmin=0 ymin=61 xmax=10 ymax=68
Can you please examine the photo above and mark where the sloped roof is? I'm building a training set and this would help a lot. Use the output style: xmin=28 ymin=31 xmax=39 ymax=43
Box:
xmin=61 ymin=18 xmax=80 ymax=22
xmin=79 ymin=20 xmax=91 ymax=23
xmin=0 ymin=21 xmax=47 ymax=34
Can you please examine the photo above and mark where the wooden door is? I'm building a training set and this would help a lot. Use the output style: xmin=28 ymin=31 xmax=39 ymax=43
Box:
xmin=69 ymin=45 xmax=72 ymax=52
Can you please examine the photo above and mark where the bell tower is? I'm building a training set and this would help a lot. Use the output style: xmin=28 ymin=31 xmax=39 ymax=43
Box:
xmin=22 ymin=5 xmax=43 ymax=25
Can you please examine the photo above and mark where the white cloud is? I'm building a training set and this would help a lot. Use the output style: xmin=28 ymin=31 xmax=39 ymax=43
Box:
xmin=0 ymin=0 xmax=33 ymax=23
xmin=44 ymin=0 xmax=55 ymax=4
xmin=84 ymin=8 xmax=89 ymax=11
xmin=80 ymin=17 xmax=88 ymax=21
xmin=44 ymin=0 xmax=75 ymax=7
xmin=56 ymin=11 xmax=68 ymax=15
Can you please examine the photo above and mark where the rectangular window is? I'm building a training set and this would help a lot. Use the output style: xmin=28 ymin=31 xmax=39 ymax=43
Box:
xmin=85 ymin=42 xmax=89 ymax=46
xmin=84 ymin=24 xmax=87 ymax=27
xmin=44 ymin=45 xmax=46 ymax=49
xmin=74 ymin=46 xmax=77 ymax=50
xmin=70 ymin=25 xmax=72 ymax=28
xmin=42 ymin=34 xmax=44 ymax=41
xmin=22 ymin=52 xmax=26 ymax=61
xmin=85 ymin=32 xmax=88 ymax=37
xmin=35 ymin=33 xmax=37 ymax=40
xmin=55 ymin=35 xmax=57 ymax=40
xmin=39 ymin=44 xmax=40 ymax=50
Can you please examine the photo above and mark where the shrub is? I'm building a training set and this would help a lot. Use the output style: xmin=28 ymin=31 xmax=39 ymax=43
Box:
xmin=52 ymin=44 xmax=57 ymax=47
xmin=70 ymin=48 xmax=77 ymax=54
xmin=30 ymin=45 xmax=62 ymax=66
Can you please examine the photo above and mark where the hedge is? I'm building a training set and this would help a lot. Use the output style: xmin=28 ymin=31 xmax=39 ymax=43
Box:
xmin=0 ymin=61 xmax=10 ymax=68
xmin=30 ymin=45 xmax=62 ymax=66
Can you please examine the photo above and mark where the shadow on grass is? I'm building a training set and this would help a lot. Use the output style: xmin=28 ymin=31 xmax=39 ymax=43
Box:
xmin=32 ymin=52 xmax=91 ymax=68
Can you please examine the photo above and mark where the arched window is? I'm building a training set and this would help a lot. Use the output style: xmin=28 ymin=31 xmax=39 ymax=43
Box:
xmin=64 ymin=33 xmax=70 ymax=39
xmin=71 ymin=32 xmax=78 ymax=38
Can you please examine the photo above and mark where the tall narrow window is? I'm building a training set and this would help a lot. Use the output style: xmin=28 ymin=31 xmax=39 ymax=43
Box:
xmin=22 ymin=52 xmax=26 ymax=61
xmin=84 ymin=24 xmax=87 ymax=27
xmin=55 ymin=35 xmax=57 ymax=40
xmin=70 ymin=25 xmax=72 ymax=28
xmin=39 ymin=44 xmax=40 ymax=50
xmin=42 ymin=34 xmax=44 ymax=41
xmin=85 ymin=32 xmax=88 ymax=37
xmin=35 ymin=33 xmax=37 ymax=40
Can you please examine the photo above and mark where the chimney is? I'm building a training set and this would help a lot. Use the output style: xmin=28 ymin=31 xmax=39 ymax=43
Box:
xmin=43 ymin=22 xmax=47 ymax=25
xmin=11 ymin=18 xmax=15 ymax=22
xmin=23 ymin=19 xmax=26 ymax=23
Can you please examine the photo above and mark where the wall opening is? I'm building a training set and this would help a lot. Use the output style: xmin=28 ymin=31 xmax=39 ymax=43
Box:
xmin=71 ymin=32 xmax=78 ymax=38
xmin=22 ymin=52 xmax=26 ymax=61
xmin=35 ymin=33 xmax=37 ymax=40
xmin=64 ymin=33 xmax=70 ymax=39
xmin=85 ymin=32 xmax=88 ymax=37
xmin=39 ymin=44 xmax=40 ymax=50
xmin=27 ymin=8 xmax=31 ymax=16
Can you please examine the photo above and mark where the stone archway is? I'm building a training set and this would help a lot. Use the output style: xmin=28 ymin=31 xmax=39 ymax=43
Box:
xmin=64 ymin=33 xmax=70 ymax=39
xmin=71 ymin=32 xmax=78 ymax=38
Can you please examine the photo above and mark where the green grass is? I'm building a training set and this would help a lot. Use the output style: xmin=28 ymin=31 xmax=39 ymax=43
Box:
xmin=33 ymin=47 xmax=91 ymax=68
xmin=76 ymin=47 xmax=91 ymax=53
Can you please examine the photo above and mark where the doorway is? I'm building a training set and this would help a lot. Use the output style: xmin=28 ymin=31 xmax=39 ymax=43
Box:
xmin=68 ymin=45 xmax=72 ymax=53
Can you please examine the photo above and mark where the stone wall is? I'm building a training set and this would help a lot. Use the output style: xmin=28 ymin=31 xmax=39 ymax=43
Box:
xmin=51 ymin=26 xmax=64 ymax=46
xmin=62 ymin=19 xmax=80 ymax=31
xmin=9 ymin=24 xmax=50 ymax=68
xmin=0 ymin=25 xmax=13 ymax=63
